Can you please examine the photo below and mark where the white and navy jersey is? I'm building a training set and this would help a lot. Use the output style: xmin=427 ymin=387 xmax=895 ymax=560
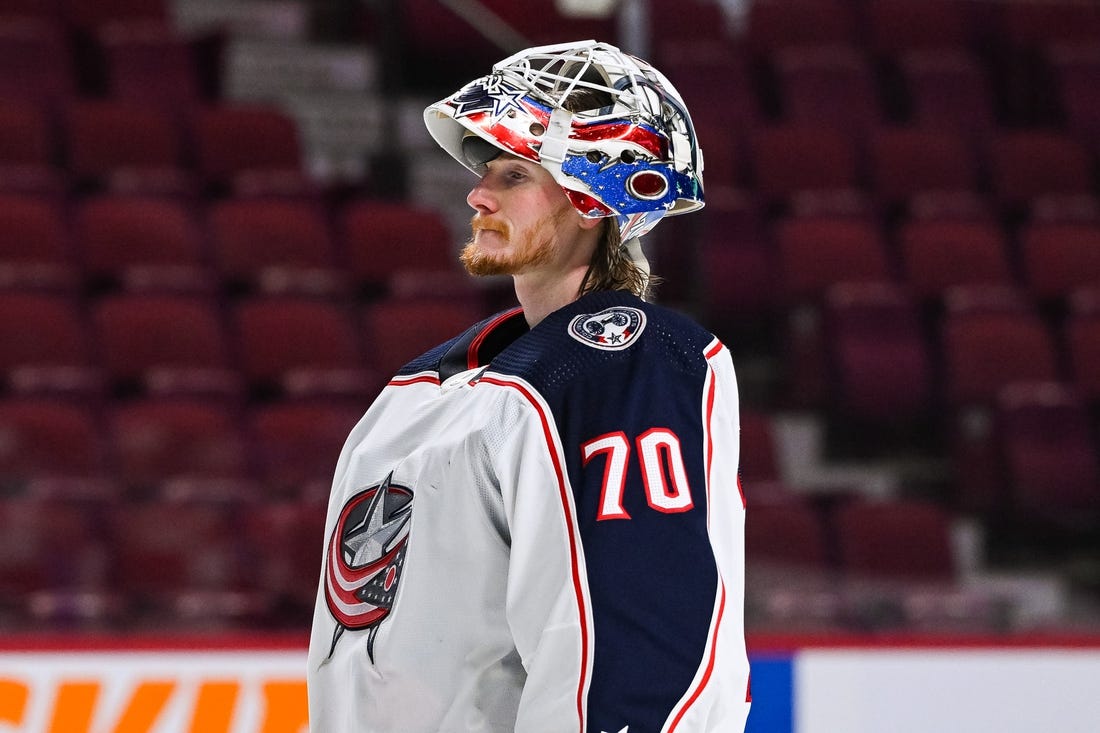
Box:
xmin=307 ymin=290 xmax=750 ymax=733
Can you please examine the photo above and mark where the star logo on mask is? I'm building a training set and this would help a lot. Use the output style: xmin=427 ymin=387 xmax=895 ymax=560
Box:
xmin=451 ymin=76 xmax=528 ymax=120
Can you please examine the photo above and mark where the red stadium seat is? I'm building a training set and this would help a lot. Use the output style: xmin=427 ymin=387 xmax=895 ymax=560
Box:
xmin=107 ymin=397 xmax=256 ymax=501
xmin=773 ymin=44 xmax=882 ymax=133
xmin=824 ymin=281 xmax=933 ymax=421
xmin=0 ymin=193 xmax=78 ymax=292
xmin=693 ymin=189 xmax=776 ymax=321
xmin=74 ymin=195 xmax=212 ymax=293
xmin=247 ymin=400 xmax=364 ymax=501
xmin=898 ymin=218 xmax=1014 ymax=300
xmin=898 ymin=49 xmax=996 ymax=136
xmin=341 ymin=198 xmax=466 ymax=295
xmin=1065 ymin=288 xmax=1100 ymax=403
xmin=0 ymin=497 xmax=109 ymax=597
xmin=0 ymin=100 xmax=63 ymax=196
xmin=0 ymin=292 xmax=100 ymax=398
xmin=745 ymin=0 xmax=858 ymax=53
xmin=99 ymin=24 xmax=203 ymax=111
xmin=0 ymin=18 xmax=74 ymax=108
xmin=986 ymin=130 xmax=1094 ymax=208
xmin=940 ymin=285 xmax=1060 ymax=406
xmin=193 ymin=104 xmax=311 ymax=196
xmin=1020 ymin=221 xmax=1100 ymax=301
xmin=1000 ymin=0 xmax=1100 ymax=48
xmin=865 ymin=0 xmax=972 ymax=53
xmin=745 ymin=499 xmax=830 ymax=569
xmin=868 ymin=126 xmax=979 ymax=204
xmin=834 ymin=499 xmax=956 ymax=581
xmin=60 ymin=0 xmax=168 ymax=30
xmin=105 ymin=499 xmax=258 ymax=627
xmin=748 ymin=125 xmax=860 ymax=201
xmin=63 ymin=99 xmax=193 ymax=196
xmin=92 ymin=293 xmax=241 ymax=399
xmin=241 ymin=500 xmax=329 ymax=621
xmin=1049 ymin=43 xmax=1100 ymax=145
xmin=775 ymin=215 xmax=891 ymax=302
xmin=997 ymin=381 xmax=1100 ymax=521
xmin=362 ymin=296 xmax=485 ymax=378
xmin=0 ymin=399 xmax=111 ymax=499
xmin=234 ymin=296 xmax=380 ymax=399
xmin=208 ymin=197 xmax=347 ymax=297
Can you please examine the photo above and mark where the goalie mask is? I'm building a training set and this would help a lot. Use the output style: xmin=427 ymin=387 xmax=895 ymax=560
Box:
xmin=424 ymin=40 xmax=704 ymax=241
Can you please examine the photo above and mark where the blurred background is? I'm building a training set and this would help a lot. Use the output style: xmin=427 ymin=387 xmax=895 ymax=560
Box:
xmin=0 ymin=0 xmax=1099 ymax=647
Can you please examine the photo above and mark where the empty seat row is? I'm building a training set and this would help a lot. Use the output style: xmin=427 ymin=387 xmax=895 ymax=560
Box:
xmin=783 ymin=281 xmax=1100 ymax=416
xmin=0 ymin=494 xmax=325 ymax=630
xmin=0 ymin=194 xmax=462 ymax=297
xmin=0 ymin=99 xmax=308 ymax=197
xmin=0 ymin=292 xmax=488 ymax=402
xmin=688 ymin=196 xmax=1100 ymax=329
xmin=722 ymin=123 xmax=1099 ymax=206
xmin=0 ymin=396 xmax=362 ymax=503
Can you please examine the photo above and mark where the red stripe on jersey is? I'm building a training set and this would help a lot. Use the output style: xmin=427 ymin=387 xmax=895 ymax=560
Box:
xmin=479 ymin=374 xmax=590 ymax=733
xmin=388 ymin=373 xmax=441 ymax=387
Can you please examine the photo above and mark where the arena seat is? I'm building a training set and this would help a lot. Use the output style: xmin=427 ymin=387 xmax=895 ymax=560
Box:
xmin=340 ymin=198 xmax=464 ymax=296
xmin=867 ymin=126 xmax=978 ymax=205
xmin=208 ymin=196 xmax=347 ymax=297
xmin=773 ymin=43 xmax=882 ymax=133
xmin=62 ymin=99 xmax=194 ymax=196
xmin=748 ymin=124 xmax=860 ymax=202
xmin=233 ymin=296 xmax=380 ymax=399
xmin=898 ymin=218 xmax=1015 ymax=301
xmin=1020 ymin=220 xmax=1100 ymax=302
xmin=775 ymin=214 xmax=892 ymax=302
xmin=940 ymin=285 xmax=1060 ymax=406
xmin=0 ymin=100 xmax=64 ymax=196
xmin=997 ymin=381 xmax=1100 ymax=522
xmin=92 ymin=292 xmax=241 ymax=399
xmin=823 ymin=281 xmax=933 ymax=422
xmin=897 ymin=49 xmax=996 ymax=136
xmin=192 ymin=104 xmax=311 ymax=196
xmin=74 ymin=195 xmax=212 ymax=293
xmin=833 ymin=499 xmax=956 ymax=581
xmin=0 ymin=292 xmax=100 ymax=398
xmin=247 ymin=399 xmax=364 ymax=501
xmin=0 ymin=398 xmax=111 ymax=499
xmin=107 ymin=397 xmax=256 ymax=501
xmin=0 ymin=193 xmax=78 ymax=292
xmin=0 ymin=17 xmax=74 ymax=108
xmin=986 ymin=130 xmax=1094 ymax=208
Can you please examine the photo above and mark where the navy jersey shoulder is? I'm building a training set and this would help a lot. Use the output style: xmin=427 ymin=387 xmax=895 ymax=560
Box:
xmin=488 ymin=290 xmax=717 ymax=401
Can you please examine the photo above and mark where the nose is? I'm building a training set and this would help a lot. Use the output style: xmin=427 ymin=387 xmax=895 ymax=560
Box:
xmin=466 ymin=176 xmax=497 ymax=214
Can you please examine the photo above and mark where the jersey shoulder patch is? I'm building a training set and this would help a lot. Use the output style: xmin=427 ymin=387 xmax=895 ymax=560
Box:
xmin=567 ymin=305 xmax=646 ymax=351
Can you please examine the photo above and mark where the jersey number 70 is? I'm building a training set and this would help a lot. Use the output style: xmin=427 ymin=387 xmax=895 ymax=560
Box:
xmin=581 ymin=429 xmax=694 ymax=521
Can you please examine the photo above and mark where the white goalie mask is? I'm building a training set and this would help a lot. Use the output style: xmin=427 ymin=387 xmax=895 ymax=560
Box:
xmin=423 ymin=39 xmax=705 ymax=242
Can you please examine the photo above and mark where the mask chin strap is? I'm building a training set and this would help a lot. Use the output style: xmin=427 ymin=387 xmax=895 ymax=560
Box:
xmin=623 ymin=236 xmax=651 ymax=300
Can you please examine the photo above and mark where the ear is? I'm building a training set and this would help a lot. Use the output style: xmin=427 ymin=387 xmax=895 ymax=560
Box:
xmin=577 ymin=214 xmax=605 ymax=231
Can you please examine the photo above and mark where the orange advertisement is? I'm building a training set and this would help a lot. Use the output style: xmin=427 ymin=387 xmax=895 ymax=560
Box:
xmin=0 ymin=649 xmax=307 ymax=733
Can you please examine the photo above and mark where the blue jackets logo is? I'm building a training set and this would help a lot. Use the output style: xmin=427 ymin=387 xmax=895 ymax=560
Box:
xmin=568 ymin=306 xmax=646 ymax=351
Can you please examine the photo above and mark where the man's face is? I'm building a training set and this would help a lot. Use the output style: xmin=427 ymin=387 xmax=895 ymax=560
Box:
xmin=462 ymin=154 xmax=588 ymax=277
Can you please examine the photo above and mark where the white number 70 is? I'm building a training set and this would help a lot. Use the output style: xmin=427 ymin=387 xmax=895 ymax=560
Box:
xmin=581 ymin=428 xmax=695 ymax=521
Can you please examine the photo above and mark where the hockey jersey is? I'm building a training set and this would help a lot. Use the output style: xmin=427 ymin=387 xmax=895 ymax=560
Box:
xmin=307 ymin=289 xmax=750 ymax=733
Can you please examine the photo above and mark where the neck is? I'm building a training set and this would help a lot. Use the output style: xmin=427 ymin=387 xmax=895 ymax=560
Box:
xmin=513 ymin=264 xmax=590 ymax=327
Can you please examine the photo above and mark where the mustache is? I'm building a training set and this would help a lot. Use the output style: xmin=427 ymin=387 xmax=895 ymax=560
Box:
xmin=470 ymin=216 xmax=511 ymax=239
